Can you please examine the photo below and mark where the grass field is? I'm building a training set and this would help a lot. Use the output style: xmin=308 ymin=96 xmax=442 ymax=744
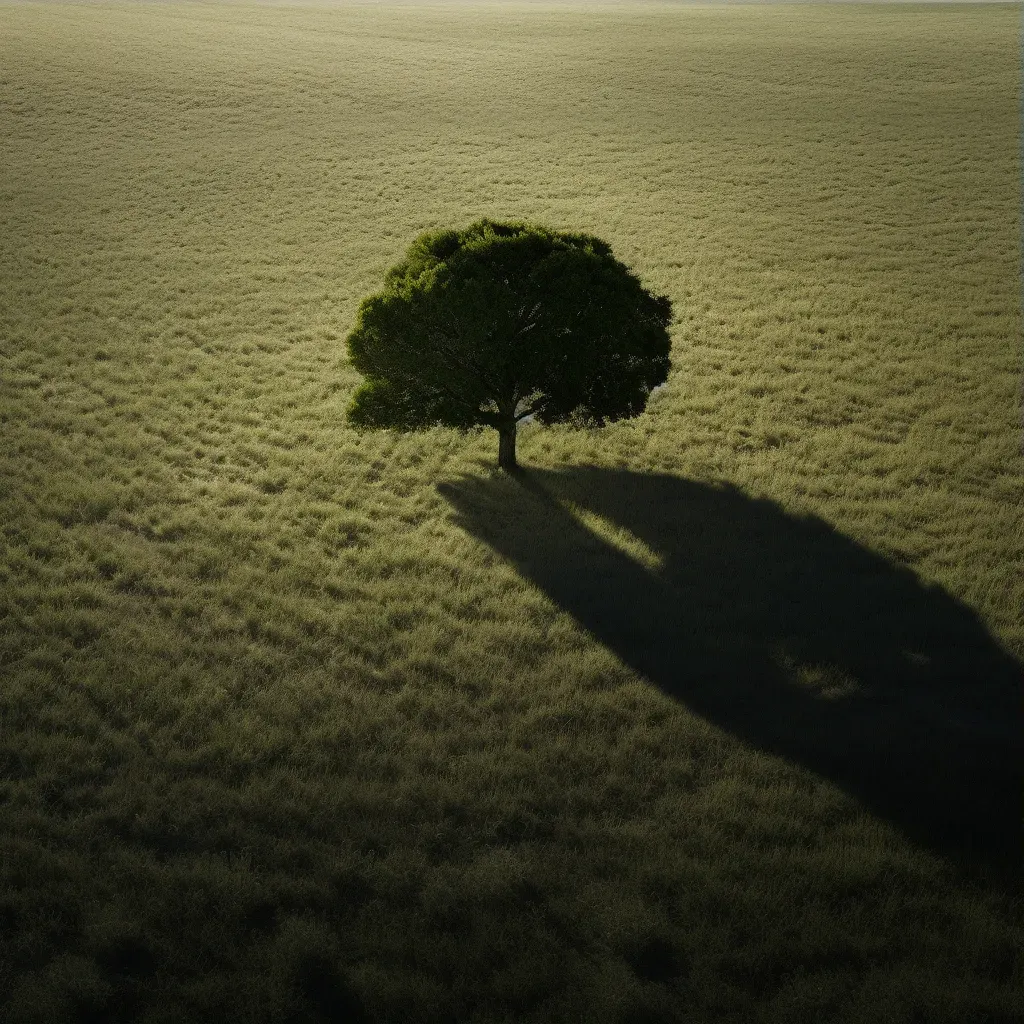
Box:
xmin=1 ymin=2 xmax=1022 ymax=1021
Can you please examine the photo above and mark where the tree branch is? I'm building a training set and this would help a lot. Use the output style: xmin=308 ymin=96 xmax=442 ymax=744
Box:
xmin=515 ymin=399 xmax=546 ymax=422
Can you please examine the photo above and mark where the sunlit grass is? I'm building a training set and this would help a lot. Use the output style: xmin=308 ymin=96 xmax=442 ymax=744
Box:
xmin=1 ymin=2 xmax=1021 ymax=1022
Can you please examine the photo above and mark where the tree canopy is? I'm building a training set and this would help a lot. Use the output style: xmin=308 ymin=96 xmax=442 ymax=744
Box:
xmin=346 ymin=219 xmax=673 ymax=469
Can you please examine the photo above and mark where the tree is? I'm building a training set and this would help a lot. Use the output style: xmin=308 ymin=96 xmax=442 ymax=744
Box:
xmin=346 ymin=219 xmax=673 ymax=470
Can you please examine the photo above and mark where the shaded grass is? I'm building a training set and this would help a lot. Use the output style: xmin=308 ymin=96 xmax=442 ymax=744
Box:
xmin=441 ymin=467 xmax=1022 ymax=878
xmin=1 ymin=2 xmax=1022 ymax=1022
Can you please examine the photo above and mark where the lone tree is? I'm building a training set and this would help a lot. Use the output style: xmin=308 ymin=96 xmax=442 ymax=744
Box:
xmin=346 ymin=219 xmax=672 ymax=470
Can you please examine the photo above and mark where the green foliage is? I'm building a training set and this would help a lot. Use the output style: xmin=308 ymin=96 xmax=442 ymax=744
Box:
xmin=346 ymin=220 xmax=672 ymax=464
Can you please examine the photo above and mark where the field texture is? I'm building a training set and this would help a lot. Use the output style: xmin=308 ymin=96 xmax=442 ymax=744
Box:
xmin=1 ymin=2 xmax=1022 ymax=1022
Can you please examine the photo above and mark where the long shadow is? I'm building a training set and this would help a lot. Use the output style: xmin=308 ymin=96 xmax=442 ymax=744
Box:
xmin=439 ymin=467 xmax=1021 ymax=883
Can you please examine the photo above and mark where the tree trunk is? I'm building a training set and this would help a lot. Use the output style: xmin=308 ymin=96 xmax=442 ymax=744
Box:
xmin=497 ymin=421 xmax=518 ymax=471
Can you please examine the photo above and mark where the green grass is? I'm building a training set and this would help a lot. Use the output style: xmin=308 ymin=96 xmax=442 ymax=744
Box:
xmin=1 ymin=2 xmax=1021 ymax=1021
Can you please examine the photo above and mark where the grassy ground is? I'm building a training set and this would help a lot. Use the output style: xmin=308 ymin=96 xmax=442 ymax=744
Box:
xmin=1 ymin=2 xmax=1021 ymax=1022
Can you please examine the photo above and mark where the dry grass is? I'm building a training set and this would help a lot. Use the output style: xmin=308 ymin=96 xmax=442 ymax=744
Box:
xmin=1 ymin=3 xmax=1021 ymax=1022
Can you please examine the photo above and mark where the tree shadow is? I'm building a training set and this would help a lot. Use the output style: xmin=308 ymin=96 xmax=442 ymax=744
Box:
xmin=438 ymin=467 xmax=1021 ymax=884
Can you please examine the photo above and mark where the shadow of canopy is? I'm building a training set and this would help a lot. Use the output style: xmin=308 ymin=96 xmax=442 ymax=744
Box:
xmin=438 ymin=467 xmax=1021 ymax=881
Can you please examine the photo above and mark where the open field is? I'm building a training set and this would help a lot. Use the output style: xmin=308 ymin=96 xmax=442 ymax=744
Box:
xmin=1 ymin=2 xmax=1022 ymax=1021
